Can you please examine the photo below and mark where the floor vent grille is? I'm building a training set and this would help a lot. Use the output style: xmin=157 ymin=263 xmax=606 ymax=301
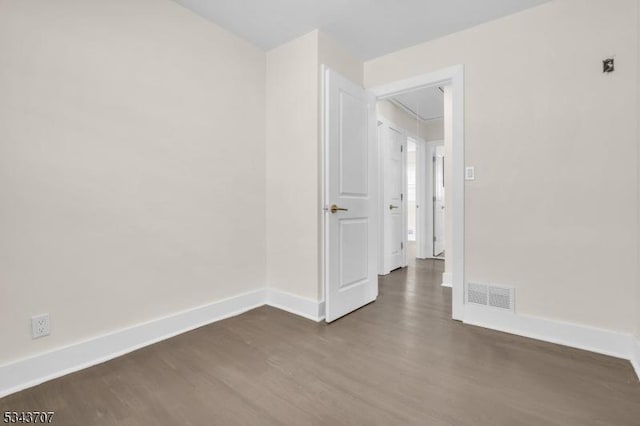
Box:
xmin=467 ymin=283 xmax=488 ymax=306
xmin=466 ymin=282 xmax=515 ymax=312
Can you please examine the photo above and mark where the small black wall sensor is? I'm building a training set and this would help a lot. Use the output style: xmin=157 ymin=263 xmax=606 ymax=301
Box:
xmin=603 ymin=58 xmax=615 ymax=73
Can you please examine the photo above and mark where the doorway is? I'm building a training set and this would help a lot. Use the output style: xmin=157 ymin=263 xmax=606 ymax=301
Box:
xmin=377 ymin=86 xmax=447 ymax=276
xmin=323 ymin=65 xmax=464 ymax=322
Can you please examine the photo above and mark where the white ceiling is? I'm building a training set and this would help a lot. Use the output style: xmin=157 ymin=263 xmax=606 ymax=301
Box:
xmin=173 ymin=0 xmax=550 ymax=60
xmin=392 ymin=86 xmax=444 ymax=121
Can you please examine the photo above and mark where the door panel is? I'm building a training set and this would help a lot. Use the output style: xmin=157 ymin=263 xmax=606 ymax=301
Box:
xmin=339 ymin=92 xmax=368 ymax=196
xmin=339 ymin=219 xmax=368 ymax=289
xmin=325 ymin=68 xmax=377 ymax=323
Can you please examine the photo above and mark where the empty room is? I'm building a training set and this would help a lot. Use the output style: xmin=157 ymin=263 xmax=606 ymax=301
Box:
xmin=1 ymin=0 xmax=640 ymax=425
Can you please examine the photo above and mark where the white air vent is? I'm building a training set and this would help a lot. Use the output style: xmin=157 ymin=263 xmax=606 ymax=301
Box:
xmin=466 ymin=282 xmax=515 ymax=312
xmin=467 ymin=283 xmax=488 ymax=305
xmin=489 ymin=286 xmax=513 ymax=310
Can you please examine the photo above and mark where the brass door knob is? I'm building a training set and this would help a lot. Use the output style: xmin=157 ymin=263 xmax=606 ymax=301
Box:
xmin=330 ymin=204 xmax=348 ymax=214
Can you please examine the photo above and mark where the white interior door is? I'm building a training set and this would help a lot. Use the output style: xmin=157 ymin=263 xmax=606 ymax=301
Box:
xmin=433 ymin=145 xmax=445 ymax=256
xmin=414 ymin=139 xmax=422 ymax=259
xmin=415 ymin=139 xmax=428 ymax=259
xmin=383 ymin=126 xmax=405 ymax=273
xmin=324 ymin=68 xmax=377 ymax=323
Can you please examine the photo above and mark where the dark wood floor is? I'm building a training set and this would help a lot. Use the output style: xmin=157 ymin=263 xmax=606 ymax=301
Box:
xmin=2 ymin=254 xmax=640 ymax=425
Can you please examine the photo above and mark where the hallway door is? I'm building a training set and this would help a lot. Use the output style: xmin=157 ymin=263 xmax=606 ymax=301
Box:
xmin=383 ymin=125 xmax=405 ymax=272
xmin=433 ymin=145 xmax=445 ymax=256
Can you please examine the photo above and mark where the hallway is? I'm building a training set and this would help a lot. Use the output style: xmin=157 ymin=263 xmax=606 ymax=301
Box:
xmin=2 ymin=258 xmax=640 ymax=425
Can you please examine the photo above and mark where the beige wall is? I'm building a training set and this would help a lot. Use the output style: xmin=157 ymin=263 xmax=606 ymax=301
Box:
xmin=0 ymin=0 xmax=266 ymax=364
xmin=422 ymin=119 xmax=445 ymax=142
xmin=266 ymin=30 xmax=363 ymax=302
xmin=319 ymin=32 xmax=363 ymax=86
xmin=3 ymin=0 xmax=637 ymax=368
xmin=365 ymin=0 xmax=638 ymax=333
xmin=266 ymin=31 xmax=320 ymax=301
xmin=376 ymin=100 xmax=444 ymax=141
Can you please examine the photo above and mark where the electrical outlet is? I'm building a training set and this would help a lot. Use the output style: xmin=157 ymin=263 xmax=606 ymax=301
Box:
xmin=31 ymin=314 xmax=50 ymax=339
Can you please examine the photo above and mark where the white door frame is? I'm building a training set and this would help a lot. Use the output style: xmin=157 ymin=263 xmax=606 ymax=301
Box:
xmin=369 ymin=65 xmax=465 ymax=321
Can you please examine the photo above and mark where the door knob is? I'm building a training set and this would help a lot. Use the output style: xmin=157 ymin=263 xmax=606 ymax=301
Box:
xmin=330 ymin=204 xmax=348 ymax=214
xmin=389 ymin=204 xmax=400 ymax=210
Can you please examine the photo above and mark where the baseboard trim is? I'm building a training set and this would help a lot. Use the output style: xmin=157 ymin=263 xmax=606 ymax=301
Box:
xmin=266 ymin=289 xmax=325 ymax=322
xmin=464 ymin=304 xmax=633 ymax=361
xmin=0 ymin=289 xmax=266 ymax=399
xmin=632 ymin=337 xmax=640 ymax=382
xmin=441 ymin=272 xmax=452 ymax=288
xmin=3 ymin=288 xmax=634 ymax=398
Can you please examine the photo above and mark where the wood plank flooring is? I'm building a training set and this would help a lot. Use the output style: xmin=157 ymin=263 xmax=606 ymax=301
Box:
xmin=2 ymin=254 xmax=640 ymax=425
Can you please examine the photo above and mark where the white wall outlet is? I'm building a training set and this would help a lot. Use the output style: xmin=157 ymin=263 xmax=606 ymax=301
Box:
xmin=465 ymin=166 xmax=475 ymax=180
xmin=31 ymin=314 xmax=50 ymax=339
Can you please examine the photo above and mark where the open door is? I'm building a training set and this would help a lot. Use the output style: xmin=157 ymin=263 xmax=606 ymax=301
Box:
xmin=433 ymin=145 xmax=445 ymax=257
xmin=415 ymin=139 xmax=427 ymax=259
xmin=382 ymin=125 xmax=405 ymax=273
xmin=324 ymin=68 xmax=377 ymax=323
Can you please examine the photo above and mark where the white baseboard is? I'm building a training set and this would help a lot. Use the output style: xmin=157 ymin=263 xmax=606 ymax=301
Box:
xmin=464 ymin=304 xmax=634 ymax=361
xmin=632 ymin=337 xmax=640 ymax=382
xmin=441 ymin=272 xmax=452 ymax=288
xmin=265 ymin=289 xmax=325 ymax=322
xmin=0 ymin=289 xmax=266 ymax=399
xmin=2 ymin=287 xmax=635 ymax=398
